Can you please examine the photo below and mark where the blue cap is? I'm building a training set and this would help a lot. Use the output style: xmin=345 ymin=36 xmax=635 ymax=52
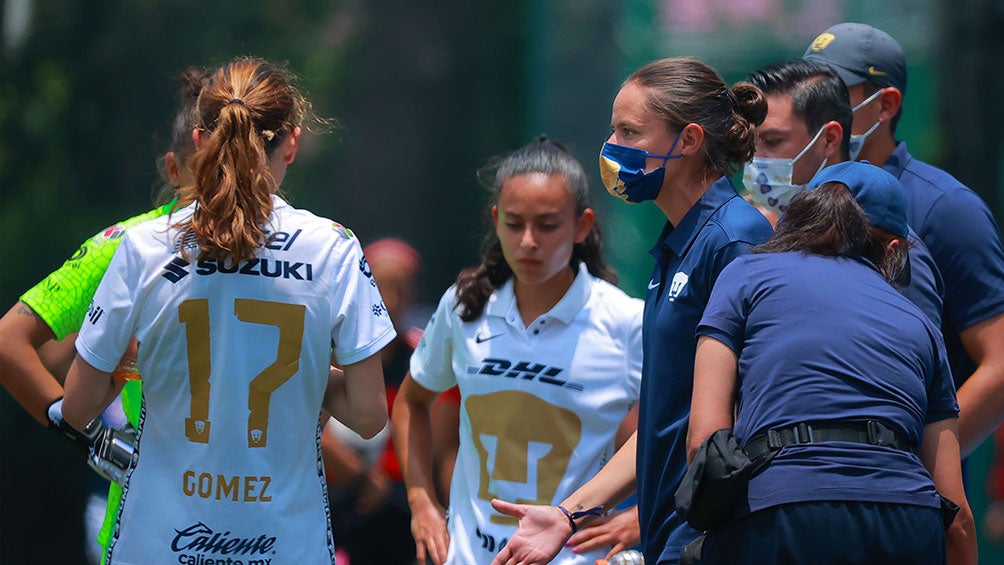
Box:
xmin=803 ymin=22 xmax=907 ymax=95
xmin=808 ymin=161 xmax=909 ymax=238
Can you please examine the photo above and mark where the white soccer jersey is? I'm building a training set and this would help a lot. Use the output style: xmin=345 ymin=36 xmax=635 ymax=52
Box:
xmin=411 ymin=264 xmax=643 ymax=564
xmin=75 ymin=195 xmax=396 ymax=565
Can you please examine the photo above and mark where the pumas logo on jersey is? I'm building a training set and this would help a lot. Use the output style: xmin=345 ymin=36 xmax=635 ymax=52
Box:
xmin=668 ymin=271 xmax=689 ymax=302
xmin=467 ymin=358 xmax=583 ymax=391
xmin=162 ymin=257 xmax=191 ymax=283
xmin=195 ymin=258 xmax=314 ymax=281
xmin=171 ymin=521 xmax=277 ymax=562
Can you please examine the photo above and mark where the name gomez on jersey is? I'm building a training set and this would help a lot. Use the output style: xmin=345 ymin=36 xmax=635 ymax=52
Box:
xmin=75 ymin=197 xmax=396 ymax=564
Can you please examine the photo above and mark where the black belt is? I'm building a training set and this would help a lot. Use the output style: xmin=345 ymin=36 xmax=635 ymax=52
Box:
xmin=744 ymin=420 xmax=915 ymax=461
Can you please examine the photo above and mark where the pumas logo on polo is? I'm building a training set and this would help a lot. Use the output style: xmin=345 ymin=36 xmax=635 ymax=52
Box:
xmin=668 ymin=271 xmax=689 ymax=302
xmin=475 ymin=332 xmax=505 ymax=344
xmin=809 ymin=32 xmax=835 ymax=52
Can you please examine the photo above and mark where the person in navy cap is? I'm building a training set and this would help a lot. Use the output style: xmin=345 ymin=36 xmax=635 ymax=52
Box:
xmin=805 ymin=22 xmax=1004 ymax=459
xmin=688 ymin=161 xmax=976 ymax=564
xmin=743 ymin=57 xmax=944 ymax=328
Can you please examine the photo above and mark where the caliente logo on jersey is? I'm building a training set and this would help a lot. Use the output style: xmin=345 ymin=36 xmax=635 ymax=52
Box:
xmin=170 ymin=521 xmax=277 ymax=564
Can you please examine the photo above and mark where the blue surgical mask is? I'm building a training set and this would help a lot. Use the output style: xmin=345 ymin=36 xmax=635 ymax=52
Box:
xmin=599 ymin=133 xmax=683 ymax=203
xmin=742 ymin=126 xmax=827 ymax=214
xmin=848 ymin=89 xmax=883 ymax=160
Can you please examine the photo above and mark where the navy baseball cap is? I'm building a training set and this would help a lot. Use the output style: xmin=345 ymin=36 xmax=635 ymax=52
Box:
xmin=808 ymin=161 xmax=909 ymax=238
xmin=803 ymin=22 xmax=907 ymax=95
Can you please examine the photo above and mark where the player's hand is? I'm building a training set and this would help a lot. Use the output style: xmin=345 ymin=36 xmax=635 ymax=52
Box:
xmin=88 ymin=425 xmax=137 ymax=484
xmin=490 ymin=499 xmax=572 ymax=565
xmin=408 ymin=487 xmax=450 ymax=565
xmin=566 ymin=505 xmax=640 ymax=560
xmin=47 ymin=396 xmax=104 ymax=454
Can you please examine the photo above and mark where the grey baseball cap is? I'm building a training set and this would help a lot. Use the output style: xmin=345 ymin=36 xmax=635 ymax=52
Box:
xmin=803 ymin=22 xmax=907 ymax=95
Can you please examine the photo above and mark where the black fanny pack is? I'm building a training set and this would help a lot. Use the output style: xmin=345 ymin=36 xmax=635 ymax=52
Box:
xmin=674 ymin=428 xmax=775 ymax=533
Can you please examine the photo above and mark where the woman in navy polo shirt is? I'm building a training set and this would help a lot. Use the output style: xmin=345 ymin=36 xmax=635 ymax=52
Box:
xmin=689 ymin=161 xmax=976 ymax=564
xmin=492 ymin=57 xmax=774 ymax=565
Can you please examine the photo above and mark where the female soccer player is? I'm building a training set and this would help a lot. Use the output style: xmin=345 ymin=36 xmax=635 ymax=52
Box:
xmin=491 ymin=57 xmax=773 ymax=565
xmin=392 ymin=136 xmax=644 ymax=564
xmin=62 ymin=57 xmax=392 ymax=564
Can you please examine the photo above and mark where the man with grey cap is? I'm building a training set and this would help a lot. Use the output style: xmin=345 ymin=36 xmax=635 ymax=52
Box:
xmin=805 ymin=22 xmax=1004 ymax=459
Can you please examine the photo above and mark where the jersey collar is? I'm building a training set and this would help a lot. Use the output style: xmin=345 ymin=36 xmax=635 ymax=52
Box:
xmin=484 ymin=262 xmax=593 ymax=325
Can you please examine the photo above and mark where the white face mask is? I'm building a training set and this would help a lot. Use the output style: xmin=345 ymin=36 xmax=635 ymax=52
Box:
xmin=848 ymin=89 xmax=883 ymax=160
xmin=743 ymin=125 xmax=827 ymax=214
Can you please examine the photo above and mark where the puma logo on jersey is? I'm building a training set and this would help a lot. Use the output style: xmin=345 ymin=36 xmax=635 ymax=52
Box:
xmin=194 ymin=258 xmax=314 ymax=281
xmin=668 ymin=271 xmax=689 ymax=302
xmin=468 ymin=358 xmax=584 ymax=391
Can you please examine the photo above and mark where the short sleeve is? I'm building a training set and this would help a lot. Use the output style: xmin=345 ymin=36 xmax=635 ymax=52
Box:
xmin=74 ymin=234 xmax=143 ymax=372
xmin=925 ymin=191 xmax=1004 ymax=330
xmin=697 ymin=257 xmax=752 ymax=355
xmin=409 ymin=288 xmax=459 ymax=392
xmin=329 ymin=238 xmax=397 ymax=365
xmin=924 ymin=325 xmax=960 ymax=424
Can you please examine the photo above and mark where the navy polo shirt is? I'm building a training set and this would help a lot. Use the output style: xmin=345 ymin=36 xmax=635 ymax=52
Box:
xmin=698 ymin=252 xmax=957 ymax=516
xmin=883 ymin=141 xmax=1004 ymax=387
xmin=901 ymin=227 xmax=944 ymax=327
xmin=637 ymin=176 xmax=773 ymax=564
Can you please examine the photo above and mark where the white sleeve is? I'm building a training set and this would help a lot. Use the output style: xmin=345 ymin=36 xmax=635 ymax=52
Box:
xmin=330 ymin=238 xmax=396 ymax=365
xmin=75 ymin=234 xmax=141 ymax=373
xmin=409 ymin=287 xmax=459 ymax=392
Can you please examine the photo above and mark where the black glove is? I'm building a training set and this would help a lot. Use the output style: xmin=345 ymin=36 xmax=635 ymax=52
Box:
xmin=46 ymin=396 xmax=103 ymax=454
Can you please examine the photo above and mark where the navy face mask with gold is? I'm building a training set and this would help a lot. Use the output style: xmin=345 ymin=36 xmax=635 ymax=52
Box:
xmin=599 ymin=132 xmax=683 ymax=203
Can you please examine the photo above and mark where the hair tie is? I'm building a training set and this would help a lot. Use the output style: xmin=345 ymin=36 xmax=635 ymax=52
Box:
xmin=261 ymin=129 xmax=276 ymax=141
xmin=227 ymin=98 xmax=246 ymax=106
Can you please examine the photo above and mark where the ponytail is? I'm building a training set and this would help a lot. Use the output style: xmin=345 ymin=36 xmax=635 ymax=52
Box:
xmin=175 ymin=58 xmax=311 ymax=264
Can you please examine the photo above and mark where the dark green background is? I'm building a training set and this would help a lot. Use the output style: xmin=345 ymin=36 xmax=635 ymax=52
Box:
xmin=2 ymin=1 xmax=1002 ymax=562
